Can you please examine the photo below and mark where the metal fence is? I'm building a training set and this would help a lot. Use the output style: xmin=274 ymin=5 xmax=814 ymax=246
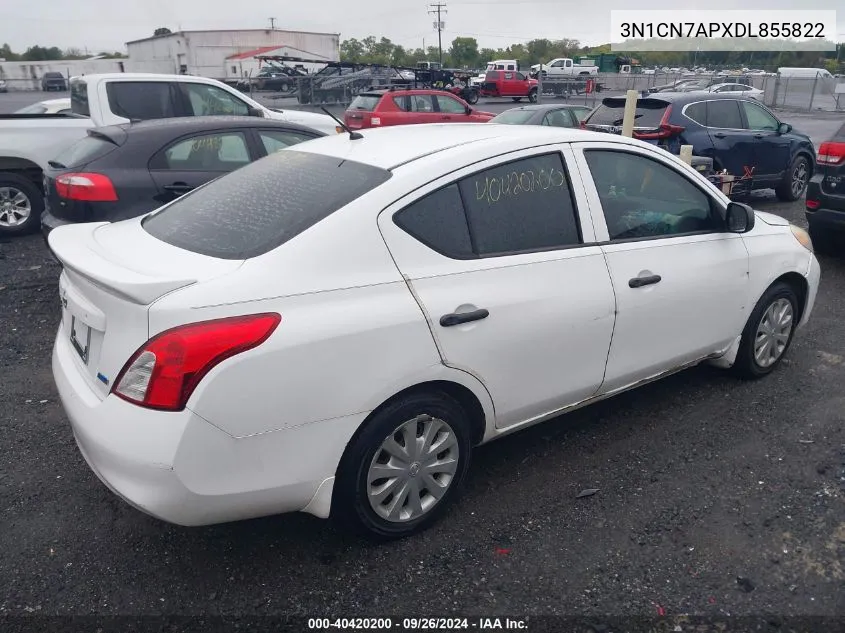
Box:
xmin=538 ymin=72 xmax=845 ymax=113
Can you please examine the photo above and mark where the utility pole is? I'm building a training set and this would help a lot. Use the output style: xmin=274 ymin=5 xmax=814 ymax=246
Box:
xmin=428 ymin=3 xmax=446 ymax=66
xmin=268 ymin=17 xmax=277 ymax=30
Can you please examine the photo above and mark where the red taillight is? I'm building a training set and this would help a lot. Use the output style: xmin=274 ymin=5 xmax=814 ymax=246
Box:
xmin=633 ymin=105 xmax=685 ymax=140
xmin=817 ymin=141 xmax=845 ymax=166
xmin=54 ymin=172 xmax=118 ymax=202
xmin=806 ymin=199 xmax=820 ymax=210
xmin=112 ymin=314 xmax=281 ymax=411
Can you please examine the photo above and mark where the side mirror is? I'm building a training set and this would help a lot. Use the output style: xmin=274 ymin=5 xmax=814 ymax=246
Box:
xmin=777 ymin=122 xmax=792 ymax=134
xmin=247 ymin=106 xmax=265 ymax=118
xmin=726 ymin=201 xmax=755 ymax=233
xmin=465 ymin=105 xmax=472 ymax=115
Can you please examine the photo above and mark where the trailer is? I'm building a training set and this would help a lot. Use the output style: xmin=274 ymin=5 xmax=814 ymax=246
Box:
xmin=577 ymin=54 xmax=642 ymax=74
xmin=536 ymin=75 xmax=604 ymax=97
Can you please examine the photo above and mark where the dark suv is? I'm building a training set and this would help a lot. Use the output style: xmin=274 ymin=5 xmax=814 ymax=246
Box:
xmin=41 ymin=72 xmax=67 ymax=91
xmin=805 ymin=121 xmax=845 ymax=254
xmin=582 ymin=93 xmax=815 ymax=201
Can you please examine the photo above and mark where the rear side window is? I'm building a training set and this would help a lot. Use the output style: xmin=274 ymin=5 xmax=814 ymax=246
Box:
xmin=394 ymin=153 xmax=582 ymax=258
xmin=71 ymin=80 xmax=89 ymax=116
xmin=348 ymin=95 xmax=381 ymax=111
xmin=107 ymin=82 xmax=178 ymax=120
xmin=587 ymin=100 xmax=669 ymax=128
xmin=142 ymin=151 xmax=392 ymax=260
xmin=52 ymin=135 xmax=118 ymax=169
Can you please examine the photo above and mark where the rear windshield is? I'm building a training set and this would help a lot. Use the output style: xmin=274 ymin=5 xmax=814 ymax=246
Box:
xmin=585 ymin=99 xmax=669 ymax=128
xmin=348 ymin=95 xmax=381 ymax=111
xmin=490 ymin=109 xmax=535 ymax=124
xmin=53 ymin=135 xmax=118 ymax=169
xmin=142 ymin=150 xmax=392 ymax=260
xmin=70 ymin=79 xmax=90 ymax=116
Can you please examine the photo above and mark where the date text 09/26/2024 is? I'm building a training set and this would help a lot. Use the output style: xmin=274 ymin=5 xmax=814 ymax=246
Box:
xmin=307 ymin=618 xmax=529 ymax=630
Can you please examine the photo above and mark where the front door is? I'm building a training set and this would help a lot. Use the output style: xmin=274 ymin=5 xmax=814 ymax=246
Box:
xmin=377 ymin=147 xmax=616 ymax=429
xmin=572 ymin=142 xmax=750 ymax=394
xmin=433 ymin=93 xmax=468 ymax=122
xmin=740 ymin=99 xmax=791 ymax=184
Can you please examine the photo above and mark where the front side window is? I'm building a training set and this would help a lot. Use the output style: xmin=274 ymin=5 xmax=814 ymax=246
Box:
xmin=436 ymin=95 xmax=466 ymax=113
xmin=742 ymin=101 xmax=778 ymax=131
xmin=156 ymin=132 xmax=250 ymax=171
xmin=584 ymin=150 xmax=721 ymax=241
xmin=182 ymin=84 xmax=250 ymax=116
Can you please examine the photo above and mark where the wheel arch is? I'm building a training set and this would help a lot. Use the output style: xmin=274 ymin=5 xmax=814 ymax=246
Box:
xmin=0 ymin=157 xmax=45 ymax=192
xmin=772 ymin=271 xmax=809 ymax=324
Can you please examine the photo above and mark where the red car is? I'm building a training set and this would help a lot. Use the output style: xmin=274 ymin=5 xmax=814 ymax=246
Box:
xmin=480 ymin=70 xmax=539 ymax=103
xmin=344 ymin=87 xmax=495 ymax=130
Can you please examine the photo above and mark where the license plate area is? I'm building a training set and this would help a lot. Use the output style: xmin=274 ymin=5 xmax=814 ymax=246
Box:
xmin=70 ymin=315 xmax=91 ymax=364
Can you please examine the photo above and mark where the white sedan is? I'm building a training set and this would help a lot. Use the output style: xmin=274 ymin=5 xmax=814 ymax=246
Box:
xmin=706 ymin=83 xmax=765 ymax=99
xmin=14 ymin=97 xmax=72 ymax=115
xmin=49 ymin=124 xmax=820 ymax=540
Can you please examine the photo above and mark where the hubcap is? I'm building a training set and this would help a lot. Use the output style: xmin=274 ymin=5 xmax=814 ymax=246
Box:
xmin=791 ymin=161 xmax=808 ymax=197
xmin=0 ymin=186 xmax=31 ymax=227
xmin=754 ymin=298 xmax=794 ymax=368
xmin=367 ymin=414 xmax=459 ymax=523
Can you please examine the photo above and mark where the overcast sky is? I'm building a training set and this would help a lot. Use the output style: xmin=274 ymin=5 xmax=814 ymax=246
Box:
xmin=2 ymin=0 xmax=843 ymax=54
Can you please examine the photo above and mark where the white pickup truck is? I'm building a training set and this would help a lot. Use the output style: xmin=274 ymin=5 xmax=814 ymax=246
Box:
xmin=530 ymin=58 xmax=599 ymax=77
xmin=0 ymin=73 xmax=340 ymax=235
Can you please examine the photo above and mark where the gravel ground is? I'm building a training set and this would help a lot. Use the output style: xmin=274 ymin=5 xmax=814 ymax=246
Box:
xmin=1 ymin=194 xmax=844 ymax=628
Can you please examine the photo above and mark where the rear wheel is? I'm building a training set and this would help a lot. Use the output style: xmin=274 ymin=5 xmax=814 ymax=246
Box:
xmin=332 ymin=390 xmax=472 ymax=540
xmin=0 ymin=172 xmax=42 ymax=236
xmin=775 ymin=155 xmax=810 ymax=202
xmin=732 ymin=281 xmax=799 ymax=379
xmin=465 ymin=89 xmax=479 ymax=105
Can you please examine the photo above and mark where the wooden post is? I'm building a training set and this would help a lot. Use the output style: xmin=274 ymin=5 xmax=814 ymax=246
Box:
xmin=679 ymin=145 xmax=693 ymax=165
xmin=620 ymin=89 xmax=638 ymax=138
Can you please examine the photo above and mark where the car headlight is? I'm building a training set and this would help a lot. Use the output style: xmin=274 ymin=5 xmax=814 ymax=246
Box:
xmin=790 ymin=224 xmax=813 ymax=252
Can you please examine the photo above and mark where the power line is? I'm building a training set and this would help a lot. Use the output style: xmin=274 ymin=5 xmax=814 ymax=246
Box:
xmin=268 ymin=17 xmax=276 ymax=30
xmin=428 ymin=3 xmax=447 ymax=65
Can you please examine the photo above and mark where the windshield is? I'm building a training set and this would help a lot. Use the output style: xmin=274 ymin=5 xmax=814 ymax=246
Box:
xmin=143 ymin=151 xmax=392 ymax=260
xmin=490 ymin=109 xmax=535 ymax=125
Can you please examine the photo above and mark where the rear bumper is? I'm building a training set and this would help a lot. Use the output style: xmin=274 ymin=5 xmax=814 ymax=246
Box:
xmin=41 ymin=210 xmax=71 ymax=242
xmin=805 ymin=177 xmax=845 ymax=231
xmin=53 ymin=328 xmax=363 ymax=526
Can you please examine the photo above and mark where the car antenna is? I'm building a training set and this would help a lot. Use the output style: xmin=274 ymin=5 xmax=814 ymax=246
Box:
xmin=320 ymin=106 xmax=363 ymax=140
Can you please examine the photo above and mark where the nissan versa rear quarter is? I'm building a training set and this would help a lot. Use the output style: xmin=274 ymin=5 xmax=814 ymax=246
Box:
xmin=50 ymin=124 xmax=820 ymax=540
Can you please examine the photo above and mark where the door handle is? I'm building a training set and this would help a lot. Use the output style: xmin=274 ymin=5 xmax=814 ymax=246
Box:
xmin=164 ymin=183 xmax=193 ymax=194
xmin=440 ymin=308 xmax=489 ymax=327
xmin=753 ymin=133 xmax=764 ymax=139
xmin=712 ymin=132 xmax=726 ymax=139
xmin=628 ymin=275 xmax=662 ymax=288
xmin=442 ymin=115 xmax=452 ymax=120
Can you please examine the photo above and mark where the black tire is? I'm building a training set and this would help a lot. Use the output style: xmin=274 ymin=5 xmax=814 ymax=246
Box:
xmin=0 ymin=172 xmax=43 ymax=236
xmin=732 ymin=281 xmax=799 ymax=379
xmin=465 ymin=90 xmax=479 ymax=105
xmin=775 ymin=155 xmax=810 ymax=202
xmin=332 ymin=390 xmax=473 ymax=541
xmin=528 ymin=88 xmax=538 ymax=103
xmin=512 ymin=97 xmax=522 ymax=102
xmin=808 ymin=223 xmax=836 ymax=255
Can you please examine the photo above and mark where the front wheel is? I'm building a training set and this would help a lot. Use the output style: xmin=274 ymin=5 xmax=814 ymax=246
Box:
xmin=732 ymin=282 xmax=799 ymax=379
xmin=528 ymin=89 xmax=538 ymax=103
xmin=332 ymin=391 xmax=473 ymax=540
xmin=775 ymin=155 xmax=810 ymax=202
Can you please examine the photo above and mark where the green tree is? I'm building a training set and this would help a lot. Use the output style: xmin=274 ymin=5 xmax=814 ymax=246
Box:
xmin=22 ymin=45 xmax=63 ymax=61
xmin=340 ymin=38 xmax=364 ymax=62
xmin=449 ymin=37 xmax=479 ymax=68
xmin=154 ymin=27 xmax=172 ymax=36
xmin=0 ymin=42 xmax=19 ymax=61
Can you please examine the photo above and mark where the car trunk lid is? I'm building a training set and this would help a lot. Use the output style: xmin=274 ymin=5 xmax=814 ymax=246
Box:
xmin=48 ymin=219 xmax=243 ymax=399
xmin=345 ymin=94 xmax=381 ymax=129
xmin=583 ymin=97 xmax=685 ymax=152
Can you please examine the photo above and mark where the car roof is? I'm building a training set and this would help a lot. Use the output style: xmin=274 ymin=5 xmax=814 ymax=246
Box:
xmin=115 ymin=116 xmax=323 ymax=136
xmin=499 ymin=104 xmax=592 ymax=113
xmin=357 ymin=88 xmax=459 ymax=97
xmin=604 ymin=93 xmax=757 ymax=105
xmin=290 ymin=123 xmax=645 ymax=170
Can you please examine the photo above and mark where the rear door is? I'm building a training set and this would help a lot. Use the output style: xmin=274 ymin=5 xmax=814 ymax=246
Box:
xmin=378 ymin=147 xmax=616 ymax=429
xmin=686 ymin=99 xmax=754 ymax=177
xmin=148 ymin=130 xmax=255 ymax=204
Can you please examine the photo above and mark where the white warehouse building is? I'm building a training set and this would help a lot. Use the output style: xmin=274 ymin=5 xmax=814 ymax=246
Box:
xmin=125 ymin=28 xmax=340 ymax=82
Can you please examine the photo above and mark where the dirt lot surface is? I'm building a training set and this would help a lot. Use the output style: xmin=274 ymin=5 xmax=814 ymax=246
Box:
xmin=1 ymin=194 xmax=843 ymax=630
